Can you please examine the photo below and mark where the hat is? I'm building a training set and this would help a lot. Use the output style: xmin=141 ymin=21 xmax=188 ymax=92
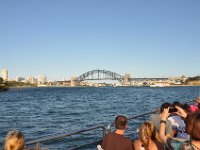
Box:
xmin=195 ymin=97 xmax=200 ymax=103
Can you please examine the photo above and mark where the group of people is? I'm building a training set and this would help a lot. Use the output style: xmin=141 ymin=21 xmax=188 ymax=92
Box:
xmin=2 ymin=98 xmax=200 ymax=150
xmin=100 ymin=97 xmax=200 ymax=150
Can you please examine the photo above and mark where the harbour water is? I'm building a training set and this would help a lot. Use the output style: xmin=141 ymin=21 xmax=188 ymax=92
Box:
xmin=0 ymin=86 xmax=199 ymax=149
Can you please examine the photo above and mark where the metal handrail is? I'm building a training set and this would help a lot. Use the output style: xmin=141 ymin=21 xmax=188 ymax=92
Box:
xmin=26 ymin=110 xmax=158 ymax=150
xmin=27 ymin=126 xmax=106 ymax=145
xmin=27 ymin=126 xmax=106 ymax=150
xmin=26 ymin=99 xmax=196 ymax=149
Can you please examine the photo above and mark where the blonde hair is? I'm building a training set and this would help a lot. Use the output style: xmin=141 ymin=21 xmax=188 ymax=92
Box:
xmin=4 ymin=129 xmax=25 ymax=150
xmin=140 ymin=121 xmax=161 ymax=150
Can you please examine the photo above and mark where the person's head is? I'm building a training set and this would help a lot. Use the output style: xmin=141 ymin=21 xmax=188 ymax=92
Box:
xmin=4 ymin=129 xmax=25 ymax=150
xmin=115 ymin=115 xmax=128 ymax=130
xmin=182 ymin=103 xmax=191 ymax=113
xmin=140 ymin=121 xmax=160 ymax=149
xmin=185 ymin=111 xmax=200 ymax=141
xmin=173 ymin=101 xmax=182 ymax=108
xmin=160 ymin=102 xmax=172 ymax=113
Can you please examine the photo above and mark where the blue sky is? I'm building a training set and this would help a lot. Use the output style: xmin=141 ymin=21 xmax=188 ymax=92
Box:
xmin=0 ymin=0 xmax=199 ymax=80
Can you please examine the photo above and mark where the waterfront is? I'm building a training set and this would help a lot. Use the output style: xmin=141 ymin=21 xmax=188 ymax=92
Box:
xmin=0 ymin=86 xmax=199 ymax=149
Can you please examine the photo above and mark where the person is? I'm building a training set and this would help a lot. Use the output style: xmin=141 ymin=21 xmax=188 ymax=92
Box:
xmin=189 ymin=97 xmax=200 ymax=112
xmin=101 ymin=115 xmax=133 ymax=150
xmin=168 ymin=102 xmax=190 ymax=140
xmin=4 ymin=129 xmax=25 ymax=150
xmin=149 ymin=102 xmax=173 ymax=137
xmin=133 ymin=121 xmax=164 ymax=150
xmin=159 ymin=106 xmax=200 ymax=150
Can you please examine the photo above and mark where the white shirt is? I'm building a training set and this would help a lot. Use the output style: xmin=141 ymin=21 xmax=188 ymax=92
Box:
xmin=168 ymin=115 xmax=190 ymax=140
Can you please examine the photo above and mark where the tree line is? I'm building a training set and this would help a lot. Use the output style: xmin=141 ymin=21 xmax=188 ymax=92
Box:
xmin=185 ymin=76 xmax=200 ymax=84
xmin=0 ymin=77 xmax=35 ymax=91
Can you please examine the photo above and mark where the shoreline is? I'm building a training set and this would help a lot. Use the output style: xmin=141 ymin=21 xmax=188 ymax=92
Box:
xmin=9 ymin=84 xmax=200 ymax=89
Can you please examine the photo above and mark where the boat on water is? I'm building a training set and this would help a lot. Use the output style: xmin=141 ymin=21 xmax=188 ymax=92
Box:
xmin=150 ymin=84 xmax=165 ymax=87
xmin=150 ymin=83 xmax=170 ymax=87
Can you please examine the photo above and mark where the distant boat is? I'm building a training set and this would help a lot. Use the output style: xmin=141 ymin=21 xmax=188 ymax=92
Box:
xmin=150 ymin=84 xmax=166 ymax=87
xmin=37 ymin=84 xmax=48 ymax=87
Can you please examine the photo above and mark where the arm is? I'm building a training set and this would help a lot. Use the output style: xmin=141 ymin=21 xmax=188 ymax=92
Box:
xmin=175 ymin=106 xmax=187 ymax=119
xmin=133 ymin=140 xmax=142 ymax=150
xmin=159 ymin=108 xmax=169 ymax=144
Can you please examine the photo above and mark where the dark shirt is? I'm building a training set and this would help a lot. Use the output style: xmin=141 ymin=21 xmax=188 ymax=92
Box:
xmin=102 ymin=132 xmax=133 ymax=150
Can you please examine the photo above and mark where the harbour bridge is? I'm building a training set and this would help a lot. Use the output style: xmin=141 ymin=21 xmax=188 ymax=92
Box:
xmin=76 ymin=69 xmax=126 ymax=83
xmin=73 ymin=69 xmax=168 ymax=84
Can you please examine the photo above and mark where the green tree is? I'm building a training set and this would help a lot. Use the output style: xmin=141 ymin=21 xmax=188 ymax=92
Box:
xmin=0 ymin=77 xmax=3 ymax=84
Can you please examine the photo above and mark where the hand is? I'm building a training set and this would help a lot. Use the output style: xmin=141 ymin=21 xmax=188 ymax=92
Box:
xmin=175 ymin=106 xmax=187 ymax=118
xmin=160 ymin=108 xmax=169 ymax=120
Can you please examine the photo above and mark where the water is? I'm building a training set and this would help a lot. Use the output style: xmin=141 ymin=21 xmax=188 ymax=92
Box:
xmin=0 ymin=86 xmax=199 ymax=149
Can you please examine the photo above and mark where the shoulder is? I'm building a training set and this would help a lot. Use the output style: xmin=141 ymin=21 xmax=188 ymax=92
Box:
xmin=168 ymin=116 xmax=174 ymax=121
xmin=102 ymin=133 xmax=113 ymax=148
xmin=103 ymin=132 xmax=112 ymax=141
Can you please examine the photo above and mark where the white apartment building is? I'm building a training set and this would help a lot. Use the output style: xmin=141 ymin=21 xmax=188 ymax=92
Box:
xmin=38 ymin=75 xmax=47 ymax=84
xmin=26 ymin=76 xmax=38 ymax=84
xmin=1 ymin=68 xmax=8 ymax=80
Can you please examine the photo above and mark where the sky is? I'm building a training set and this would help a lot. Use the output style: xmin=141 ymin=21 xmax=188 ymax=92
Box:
xmin=0 ymin=0 xmax=199 ymax=81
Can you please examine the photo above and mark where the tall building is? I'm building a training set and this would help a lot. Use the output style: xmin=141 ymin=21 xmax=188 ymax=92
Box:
xmin=16 ymin=77 xmax=25 ymax=82
xmin=38 ymin=75 xmax=47 ymax=84
xmin=26 ymin=76 xmax=37 ymax=84
xmin=1 ymin=68 xmax=8 ymax=81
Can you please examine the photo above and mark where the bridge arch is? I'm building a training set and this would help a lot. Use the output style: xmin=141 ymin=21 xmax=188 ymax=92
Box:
xmin=77 ymin=69 xmax=124 ymax=83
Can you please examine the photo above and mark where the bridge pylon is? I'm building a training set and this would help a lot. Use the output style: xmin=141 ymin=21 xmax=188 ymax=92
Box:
xmin=71 ymin=76 xmax=78 ymax=86
xmin=122 ymin=73 xmax=131 ymax=85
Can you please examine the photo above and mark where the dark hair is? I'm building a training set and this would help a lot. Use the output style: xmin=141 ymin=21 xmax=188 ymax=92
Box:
xmin=160 ymin=102 xmax=172 ymax=113
xmin=173 ymin=101 xmax=182 ymax=108
xmin=115 ymin=115 xmax=127 ymax=130
xmin=182 ymin=103 xmax=191 ymax=113
xmin=185 ymin=111 xmax=200 ymax=141
xmin=198 ymin=103 xmax=200 ymax=109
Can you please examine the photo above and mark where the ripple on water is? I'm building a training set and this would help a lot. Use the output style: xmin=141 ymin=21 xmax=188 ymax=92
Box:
xmin=0 ymin=86 xmax=199 ymax=149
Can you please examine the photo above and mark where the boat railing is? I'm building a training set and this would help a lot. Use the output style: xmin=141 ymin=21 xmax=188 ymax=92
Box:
xmin=26 ymin=99 xmax=195 ymax=150
xmin=26 ymin=125 xmax=106 ymax=150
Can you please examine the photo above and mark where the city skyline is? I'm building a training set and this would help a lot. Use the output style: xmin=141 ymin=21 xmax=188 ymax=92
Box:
xmin=0 ymin=67 xmax=197 ymax=83
xmin=0 ymin=1 xmax=200 ymax=80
